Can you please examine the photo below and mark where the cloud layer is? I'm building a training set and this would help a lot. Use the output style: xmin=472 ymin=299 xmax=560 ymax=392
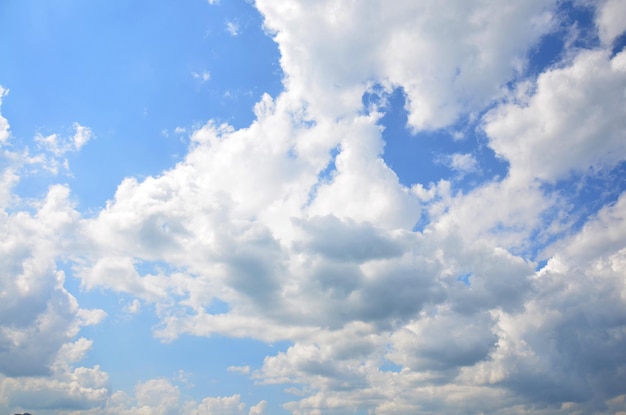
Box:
xmin=1 ymin=0 xmax=626 ymax=414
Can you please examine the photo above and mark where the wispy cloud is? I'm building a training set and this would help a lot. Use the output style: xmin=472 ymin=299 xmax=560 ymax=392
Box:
xmin=192 ymin=70 xmax=211 ymax=83
xmin=226 ymin=20 xmax=240 ymax=36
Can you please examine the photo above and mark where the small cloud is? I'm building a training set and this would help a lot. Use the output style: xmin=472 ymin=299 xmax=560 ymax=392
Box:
xmin=0 ymin=85 xmax=10 ymax=145
xmin=176 ymin=369 xmax=195 ymax=388
xmin=125 ymin=299 xmax=141 ymax=314
xmin=249 ymin=400 xmax=267 ymax=415
xmin=35 ymin=123 xmax=93 ymax=156
xmin=227 ymin=365 xmax=250 ymax=374
xmin=436 ymin=152 xmax=479 ymax=175
xmin=226 ymin=21 xmax=239 ymax=36
xmin=192 ymin=71 xmax=211 ymax=83
xmin=174 ymin=127 xmax=187 ymax=134
xmin=449 ymin=153 xmax=478 ymax=172
xmin=35 ymin=133 xmax=61 ymax=155
xmin=207 ymin=0 xmax=218 ymax=4
xmin=72 ymin=122 xmax=93 ymax=151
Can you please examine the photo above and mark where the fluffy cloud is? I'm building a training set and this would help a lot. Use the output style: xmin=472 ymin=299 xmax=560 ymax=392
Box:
xmin=2 ymin=1 xmax=626 ymax=414
xmin=35 ymin=123 xmax=93 ymax=156
xmin=0 ymin=184 xmax=105 ymax=377
xmin=252 ymin=196 xmax=626 ymax=413
xmin=96 ymin=379 xmax=264 ymax=415
xmin=256 ymin=0 xmax=557 ymax=129
xmin=188 ymin=394 xmax=245 ymax=415
xmin=462 ymin=194 xmax=626 ymax=410
xmin=59 ymin=2 xmax=625 ymax=413
xmin=595 ymin=0 xmax=626 ymax=46
xmin=0 ymin=338 xmax=109 ymax=413
xmin=0 ymin=111 xmax=106 ymax=412
xmin=485 ymin=49 xmax=626 ymax=183
xmin=0 ymin=86 xmax=9 ymax=144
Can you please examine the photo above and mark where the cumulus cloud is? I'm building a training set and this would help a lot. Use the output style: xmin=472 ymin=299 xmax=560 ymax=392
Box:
xmin=189 ymin=394 xmax=246 ymax=415
xmin=0 ymin=185 xmax=106 ymax=377
xmin=485 ymin=49 xmax=626 ymax=183
xmin=0 ymin=337 xmax=109 ymax=414
xmin=461 ymin=195 xmax=626 ymax=409
xmin=0 ymin=365 xmax=109 ymax=412
xmin=2 ymin=0 xmax=626 ymax=414
xmin=256 ymin=0 xmax=557 ymax=129
xmin=595 ymin=0 xmax=626 ymax=46
xmin=72 ymin=122 xmax=93 ymax=151
xmin=54 ymin=1 xmax=624 ymax=412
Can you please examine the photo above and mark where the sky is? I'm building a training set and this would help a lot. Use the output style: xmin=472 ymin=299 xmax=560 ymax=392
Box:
xmin=1 ymin=0 xmax=626 ymax=414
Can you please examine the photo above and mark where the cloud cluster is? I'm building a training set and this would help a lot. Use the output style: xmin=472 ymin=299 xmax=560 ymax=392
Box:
xmin=0 ymin=184 xmax=105 ymax=377
xmin=1 ymin=0 xmax=626 ymax=414
xmin=256 ymin=0 xmax=557 ymax=130
xmin=485 ymin=48 xmax=626 ymax=183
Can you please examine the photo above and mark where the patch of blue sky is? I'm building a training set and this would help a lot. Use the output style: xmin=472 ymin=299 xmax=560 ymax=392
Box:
xmin=379 ymin=360 xmax=403 ymax=373
xmin=204 ymin=297 xmax=231 ymax=314
xmin=376 ymin=87 xmax=508 ymax=192
xmin=0 ymin=0 xmax=283 ymax=211
xmin=535 ymin=259 xmax=549 ymax=272
xmin=505 ymin=161 xmax=626 ymax=262
xmin=613 ymin=32 xmax=626 ymax=55
xmin=317 ymin=145 xmax=341 ymax=182
xmin=456 ymin=272 xmax=473 ymax=287
xmin=544 ymin=161 xmax=626 ymax=237
xmin=527 ymin=1 xmax=599 ymax=76
xmin=306 ymin=145 xmax=340 ymax=207
xmin=134 ymin=258 xmax=181 ymax=276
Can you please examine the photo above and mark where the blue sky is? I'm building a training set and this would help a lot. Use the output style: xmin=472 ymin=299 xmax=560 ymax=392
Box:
xmin=1 ymin=1 xmax=626 ymax=414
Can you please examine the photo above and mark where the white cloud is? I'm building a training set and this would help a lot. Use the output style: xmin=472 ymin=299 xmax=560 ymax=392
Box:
xmin=61 ymin=3 xmax=626 ymax=411
xmin=0 ymin=337 xmax=108 ymax=413
xmin=193 ymin=71 xmax=211 ymax=83
xmin=256 ymin=0 xmax=557 ymax=130
xmin=125 ymin=298 xmax=142 ymax=314
xmin=0 ymin=85 xmax=10 ymax=145
xmin=0 ymin=366 xmax=109 ymax=412
xmin=484 ymin=49 xmax=626 ymax=183
xmin=248 ymin=400 xmax=267 ymax=415
xmin=190 ymin=395 xmax=246 ymax=415
xmin=0 ymin=185 xmax=105 ymax=378
xmin=438 ymin=152 xmax=479 ymax=174
xmin=72 ymin=122 xmax=93 ymax=150
xmin=459 ymin=197 xmax=626 ymax=408
xmin=35 ymin=122 xmax=93 ymax=156
xmin=227 ymin=365 xmax=251 ymax=374
xmin=2 ymin=1 xmax=626 ymax=414
xmin=596 ymin=0 xmax=626 ymax=46
xmin=226 ymin=20 xmax=240 ymax=36
xmin=135 ymin=379 xmax=180 ymax=413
